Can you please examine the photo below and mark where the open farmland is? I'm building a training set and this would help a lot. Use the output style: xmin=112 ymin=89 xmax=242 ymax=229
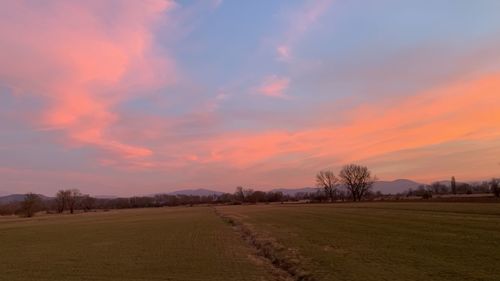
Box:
xmin=217 ymin=203 xmax=500 ymax=281
xmin=0 ymin=207 xmax=273 ymax=281
xmin=1 ymin=203 xmax=500 ymax=281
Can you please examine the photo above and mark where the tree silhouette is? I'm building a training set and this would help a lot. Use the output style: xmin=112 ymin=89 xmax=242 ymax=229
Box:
xmin=339 ymin=164 xmax=376 ymax=201
xmin=316 ymin=170 xmax=339 ymax=202
xmin=491 ymin=179 xmax=500 ymax=197
xmin=21 ymin=193 xmax=40 ymax=218
xmin=451 ymin=176 xmax=457 ymax=195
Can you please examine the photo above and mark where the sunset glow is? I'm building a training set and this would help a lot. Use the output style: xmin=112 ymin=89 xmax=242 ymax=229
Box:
xmin=1 ymin=0 xmax=499 ymax=196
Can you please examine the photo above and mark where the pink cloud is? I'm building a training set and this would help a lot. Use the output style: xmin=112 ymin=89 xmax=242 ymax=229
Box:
xmin=276 ymin=45 xmax=291 ymax=61
xmin=0 ymin=1 xmax=176 ymax=162
xmin=291 ymin=0 xmax=334 ymax=37
xmin=258 ymin=75 xmax=290 ymax=97
xmin=1 ymin=1 xmax=498 ymax=193
xmin=5 ymin=73 xmax=497 ymax=191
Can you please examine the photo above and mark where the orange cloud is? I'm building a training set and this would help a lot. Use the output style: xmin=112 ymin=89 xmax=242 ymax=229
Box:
xmin=337 ymin=73 xmax=500 ymax=161
xmin=0 ymin=1 xmax=175 ymax=161
xmin=177 ymin=73 xmax=500 ymax=183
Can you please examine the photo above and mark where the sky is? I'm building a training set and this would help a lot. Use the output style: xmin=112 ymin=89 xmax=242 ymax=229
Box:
xmin=1 ymin=0 xmax=500 ymax=196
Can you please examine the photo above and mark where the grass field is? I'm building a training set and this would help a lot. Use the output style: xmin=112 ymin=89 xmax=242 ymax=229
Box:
xmin=217 ymin=203 xmax=500 ymax=281
xmin=0 ymin=207 xmax=272 ymax=281
xmin=1 ymin=203 xmax=500 ymax=281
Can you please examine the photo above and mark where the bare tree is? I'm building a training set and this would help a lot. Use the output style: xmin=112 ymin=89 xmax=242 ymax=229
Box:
xmin=55 ymin=190 xmax=69 ymax=213
xmin=21 ymin=193 xmax=40 ymax=217
xmin=80 ymin=195 xmax=96 ymax=212
xmin=451 ymin=176 xmax=457 ymax=195
xmin=430 ymin=182 xmax=448 ymax=195
xmin=235 ymin=186 xmax=245 ymax=202
xmin=339 ymin=164 xmax=376 ymax=201
xmin=491 ymin=178 xmax=500 ymax=198
xmin=248 ymin=191 xmax=266 ymax=203
xmin=316 ymin=170 xmax=339 ymax=202
xmin=67 ymin=189 xmax=81 ymax=214
xmin=243 ymin=188 xmax=254 ymax=202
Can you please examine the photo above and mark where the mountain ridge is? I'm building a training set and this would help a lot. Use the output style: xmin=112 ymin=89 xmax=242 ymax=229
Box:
xmin=165 ymin=188 xmax=224 ymax=196
xmin=0 ymin=194 xmax=52 ymax=204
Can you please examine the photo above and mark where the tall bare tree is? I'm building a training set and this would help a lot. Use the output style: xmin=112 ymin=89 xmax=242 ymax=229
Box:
xmin=451 ymin=176 xmax=457 ymax=195
xmin=21 ymin=193 xmax=40 ymax=217
xmin=316 ymin=170 xmax=339 ymax=202
xmin=339 ymin=164 xmax=376 ymax=201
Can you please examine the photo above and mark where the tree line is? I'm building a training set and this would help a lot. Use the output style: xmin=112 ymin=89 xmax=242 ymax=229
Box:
xmin=405 ymin=177 xmax=500 ymax=199
xmin=2 ymin=164 xmax=499 ymax=217
xmin=1 ymin=164 xmax=374 ymax=217
xmin=1 ymin=188 xmax=300 ymax=217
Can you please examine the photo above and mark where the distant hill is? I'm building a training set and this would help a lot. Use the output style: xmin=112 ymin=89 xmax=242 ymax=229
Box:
xmin=0 ymin=194 xmax=25 ymax=204
xmin=270 ymin=187 xmax=318 ymax=196
xmin=167 ymin=188 xmax=224 ymax=196
xmin=372 ymin=179 xmax=422 ymax=194
xmin=0 ymin=194 xmax=51 ymax=205
xmin=94 ymin=195 xmax=119 ymax=199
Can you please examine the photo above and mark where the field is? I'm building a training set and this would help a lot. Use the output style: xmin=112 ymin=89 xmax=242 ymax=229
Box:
xmin=0 ymin=208 xmax=272 ymax=281
xmin=217 ymin=203 xmax=500 ymax=281
xmin=1 ymin=203 xmax=500 ymax=281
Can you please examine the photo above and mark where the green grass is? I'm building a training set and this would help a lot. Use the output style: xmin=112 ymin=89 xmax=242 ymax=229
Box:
xmin=0 ymin=207 xmax=271 ymax=281
xmin=217 ymin=203 xmax=500 ymax=281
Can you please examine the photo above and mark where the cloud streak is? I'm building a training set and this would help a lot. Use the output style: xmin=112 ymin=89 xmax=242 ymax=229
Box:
xmin=276 ymin=0 xmax=334 ymax=61
xmin=177 ymin=73 xmax=500 ymax=182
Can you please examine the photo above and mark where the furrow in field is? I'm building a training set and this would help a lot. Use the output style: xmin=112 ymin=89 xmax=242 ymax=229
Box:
xmin=214 ymin=207 xmax=311 ymax=281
